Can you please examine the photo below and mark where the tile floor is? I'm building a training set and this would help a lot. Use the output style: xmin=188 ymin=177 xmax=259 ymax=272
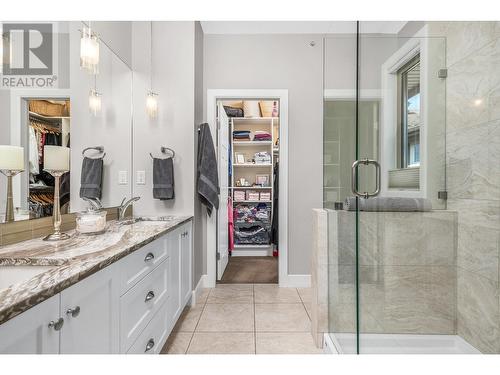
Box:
xmin=160 ymin=284 xmax=322 ymax=354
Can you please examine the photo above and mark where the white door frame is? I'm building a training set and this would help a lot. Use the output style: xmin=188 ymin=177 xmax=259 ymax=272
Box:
xmin=206 ymin=89 xmax=289 ymax=287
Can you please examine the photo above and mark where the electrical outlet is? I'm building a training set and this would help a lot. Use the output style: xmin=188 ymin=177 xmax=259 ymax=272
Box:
xmin=118 ymin=171 xmax=128 ymax=185
xmin=136 ymin=170 xmax=146 ymax=185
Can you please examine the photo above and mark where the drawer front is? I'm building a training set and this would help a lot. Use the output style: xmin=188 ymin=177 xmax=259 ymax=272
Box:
xmin=126 ymin=301 xmax=169 ymax=354
xmin=120 ymin=257 xmax=169 ymax=353
xmin=120 ymin=236 xmax=168 ymax=295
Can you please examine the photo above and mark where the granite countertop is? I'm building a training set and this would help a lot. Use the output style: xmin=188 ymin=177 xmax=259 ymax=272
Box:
xmin=0 ymin=216 xmax=192 ymax=325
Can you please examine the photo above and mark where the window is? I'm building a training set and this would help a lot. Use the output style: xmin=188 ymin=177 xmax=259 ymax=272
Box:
xmin=398 ymin=55 xmax=421 ymax=168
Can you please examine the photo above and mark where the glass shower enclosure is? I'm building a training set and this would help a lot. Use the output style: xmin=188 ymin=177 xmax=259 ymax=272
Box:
xmin=324 ymin=21 xmax=497 ymax=354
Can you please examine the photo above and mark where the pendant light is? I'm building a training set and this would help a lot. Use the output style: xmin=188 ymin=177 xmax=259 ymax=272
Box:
xmin=146 ymin=21 xmax=159 ymax=119
xmin=89 ymin=74 xmax=102 ymax=115
xmin=80 ymin=22 xmax=100 ymax=74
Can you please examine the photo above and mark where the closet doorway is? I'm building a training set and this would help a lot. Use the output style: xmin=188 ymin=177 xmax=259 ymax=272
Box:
xmin=22 ymin=98 xmax=71 ymax=219
xmin=206 ymin=90 xmax=288 ymax=287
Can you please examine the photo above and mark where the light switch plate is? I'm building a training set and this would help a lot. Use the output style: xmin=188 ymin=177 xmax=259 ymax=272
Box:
xmin=136 ymin=170 xmax=146 ymax=185
xmin=118 ymin=171 xmax=128 ymax=185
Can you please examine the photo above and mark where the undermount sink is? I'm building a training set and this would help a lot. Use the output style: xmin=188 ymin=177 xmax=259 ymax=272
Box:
xmin=0 ymin=265 xmax=56 ymax=291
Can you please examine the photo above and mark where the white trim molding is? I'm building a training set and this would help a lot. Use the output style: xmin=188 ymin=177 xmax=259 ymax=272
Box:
xmin=206 ymin=89 xmax=289 ymax=287
xmin=190 ymin=274 xmax=208 ymax=306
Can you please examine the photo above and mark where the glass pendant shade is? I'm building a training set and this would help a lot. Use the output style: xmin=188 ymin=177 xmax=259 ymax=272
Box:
xmin=146 ymin=91 xmax=159 ymax=118
xmin=80 ymin=26 xmax=99 ymax=74
xmin=89 ymin=89 xmax=102 ymax=116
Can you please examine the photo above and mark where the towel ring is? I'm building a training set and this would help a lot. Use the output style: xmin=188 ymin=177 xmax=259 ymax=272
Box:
xmin=150 ymin=146 xmax=175 ymax=159
xmin=82 ymin=146 xmax=106 ymax=159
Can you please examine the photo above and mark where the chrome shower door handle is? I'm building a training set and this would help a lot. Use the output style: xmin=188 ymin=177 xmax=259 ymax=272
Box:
xmin=351 ymin=158 xmax=381 ymax=199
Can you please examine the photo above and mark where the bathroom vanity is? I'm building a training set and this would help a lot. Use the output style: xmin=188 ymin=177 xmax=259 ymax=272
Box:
xmin=0 ymin=216 xmax=193 ymax=354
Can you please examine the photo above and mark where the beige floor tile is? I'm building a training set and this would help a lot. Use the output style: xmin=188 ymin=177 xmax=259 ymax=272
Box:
xmin=256 ymin=332 xmax=323 ymax=354
xmin=297 ymin=288 xmax=312 ymax=305
xmin=254 ymin=284 xmax=301 ymax=303
xmin=160 ymin=332 xmax=192 ymax=354
xmin=207 ymin=284 xmax=254 ymax=304
xmin=187 ymin=332 xmax=255 ymax=354
xmin=172 ymin=305 xmax=204 ymax=332
xmin=196 ymin=288 xmax=212 ymax=305
xmin=197 ymin=303 xmax=254 ymax=332
xmin=255 ymin=303 xmax=310 ymax=332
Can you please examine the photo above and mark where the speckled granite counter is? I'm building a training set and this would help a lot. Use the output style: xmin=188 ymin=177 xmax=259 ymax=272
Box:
xmin=0 ymin=216 xmax=192 ymax=325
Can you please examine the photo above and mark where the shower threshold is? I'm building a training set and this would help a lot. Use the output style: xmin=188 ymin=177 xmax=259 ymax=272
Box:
xmin=328 ymin=333 xmax=480 ymax=354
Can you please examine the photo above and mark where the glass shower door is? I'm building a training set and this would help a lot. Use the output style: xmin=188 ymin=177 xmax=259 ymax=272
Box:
xmin=356 ymin=26 xmax=450 ymax=354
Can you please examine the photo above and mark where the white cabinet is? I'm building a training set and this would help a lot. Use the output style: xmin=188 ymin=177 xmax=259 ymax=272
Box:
xmin=180 ymin=224 xmax=192 ymax=306
xmin=120 ymin=257 xmax=170 ymax=352
xmin=167 ymin=227 xmax=182 ymax=326
xmin=59 ymin=263 xmax=119 ymax=354
xmin=0 ymin=295 xmax=60 ymax=354
xmin=0 ymin=219 xmax=193 ymax=354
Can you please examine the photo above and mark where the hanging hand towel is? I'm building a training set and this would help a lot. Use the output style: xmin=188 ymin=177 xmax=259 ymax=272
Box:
xmin=197 ymin=123 xmax=219 ymax=215
xmin=80 ymin=156 xmax=103 ymax=199
xmin=153 ymin=157 xmax=175 ymax=200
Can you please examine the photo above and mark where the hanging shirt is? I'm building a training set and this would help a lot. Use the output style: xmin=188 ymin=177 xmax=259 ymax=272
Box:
xmin=29 ymin=127 xmax=39 ymax=175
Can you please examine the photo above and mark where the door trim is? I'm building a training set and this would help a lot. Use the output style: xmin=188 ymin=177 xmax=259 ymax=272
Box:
xmin=206 ymin=89 xmax=289 ymax=287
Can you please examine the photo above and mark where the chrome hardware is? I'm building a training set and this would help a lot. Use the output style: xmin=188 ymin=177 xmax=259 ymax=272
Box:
xmin=66 ymin=306 xmax=81 ymax=318
xmin=117 ymin=196 xmax=141 ymax=221
xmin=145 ymin=291 xmax=155 ymax=302
xmin=438 ymin=68 xmax=448 ymax=79
xmin=48 ymin=318 xmax=64 ymax=331
xmin=145 ymin=338 xmax=155 ymax=352
xmin=351 ymin=158 xmax=381 ymax=199
xmin=438 ymin=190 xmax=448 ymax=200
xmin=144 ymin=252 xmax=155 ymax=262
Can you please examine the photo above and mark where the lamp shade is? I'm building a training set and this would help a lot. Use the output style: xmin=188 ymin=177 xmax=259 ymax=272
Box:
xmin=0 ymin=145 xmax=24 ymax=170
xmin=44 ymin=146 xmax=70 ymax=171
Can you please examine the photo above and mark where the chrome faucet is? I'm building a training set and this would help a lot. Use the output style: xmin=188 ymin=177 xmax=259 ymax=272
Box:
xmin=118 ymin=196 xmax=141 ymax=221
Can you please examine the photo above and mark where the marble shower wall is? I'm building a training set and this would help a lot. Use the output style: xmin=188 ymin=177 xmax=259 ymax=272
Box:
xmin=327 ymin=210 xmax=457 ymax=337
xmin=429 ymin=21 xmax=500 ymax=353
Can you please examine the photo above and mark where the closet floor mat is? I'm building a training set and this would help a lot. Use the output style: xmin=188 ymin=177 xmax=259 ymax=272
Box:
xmin=220 ymin=256 xmax=278 ymax=284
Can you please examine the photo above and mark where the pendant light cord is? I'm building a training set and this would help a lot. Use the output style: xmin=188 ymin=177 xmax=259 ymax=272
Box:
xmin=150 ymin=21 xmax=153 ymax=92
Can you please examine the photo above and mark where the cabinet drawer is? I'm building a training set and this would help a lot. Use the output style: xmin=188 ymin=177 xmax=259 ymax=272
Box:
xmin=120 ymin=257 xmax=169 ymax=353
xmin=126 ymin=301 xmax=169 ymax=354
xmin=120 ymin=236 xmax=168 ymax=295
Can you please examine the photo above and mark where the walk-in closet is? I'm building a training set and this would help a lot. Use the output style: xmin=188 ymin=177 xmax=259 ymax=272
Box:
xmin=26 ymin=99 xmax=71 ymax=219
xmin=216 ymin=99 xmax=280 ymax=283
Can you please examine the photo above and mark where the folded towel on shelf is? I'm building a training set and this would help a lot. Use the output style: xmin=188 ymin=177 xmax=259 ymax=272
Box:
xmin=197 ymin=123 xmax=219 ymax=215
xmin=344 ymin=196 xmax=432 ymax=212
xmin=153 ymin=157 xmax=175 ymax=200
xmin=79 ymin=156 xmax=103 ymax=199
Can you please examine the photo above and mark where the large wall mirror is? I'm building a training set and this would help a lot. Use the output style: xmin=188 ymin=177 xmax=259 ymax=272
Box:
xmin=0 ymin=21 xmax=133 ymax=223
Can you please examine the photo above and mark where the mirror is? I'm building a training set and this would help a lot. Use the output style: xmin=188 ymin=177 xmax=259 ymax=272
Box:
xmin=0 ymin=21 xmax=133 ymax=222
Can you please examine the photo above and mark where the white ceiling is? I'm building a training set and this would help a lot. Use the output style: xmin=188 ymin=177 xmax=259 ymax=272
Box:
xmin=200 ymin=21 xmax=408 ymax=35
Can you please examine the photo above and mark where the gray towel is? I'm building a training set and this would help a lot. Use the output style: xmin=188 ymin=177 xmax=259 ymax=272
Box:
xmin=80 ymin=157 xmax=103 ymax=199
xmin=153 ymin=157 xmax=174 ymax=200
xmin=197 ymin=123 xmax=219 ymax=216
xmin=344 ymin=196 xmax=432 ymax=212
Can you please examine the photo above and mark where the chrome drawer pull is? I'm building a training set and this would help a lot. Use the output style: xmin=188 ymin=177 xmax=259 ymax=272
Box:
xmin=66 ymin=306 xmax=81 ymax=318
xmin=48 ymin=317 xmax=64 ymax=331
xmin=145 ymin=338 xmax=155 ymax=352
xmin=144 ymin=252 xmax=155 ymax=262
xmin=145 ymin=291 xmax=155 ymax=302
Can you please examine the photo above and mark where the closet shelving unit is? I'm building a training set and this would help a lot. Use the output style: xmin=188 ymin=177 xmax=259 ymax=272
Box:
xmin=230 ymin=116 xmax=278 ymax=255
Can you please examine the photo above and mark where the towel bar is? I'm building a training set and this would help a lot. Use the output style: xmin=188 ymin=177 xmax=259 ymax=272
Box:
xmin=150 ymin=146 xmax=175 ymax=159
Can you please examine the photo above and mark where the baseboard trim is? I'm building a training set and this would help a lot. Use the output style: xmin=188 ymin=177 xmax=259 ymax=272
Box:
xmin=279 ymin=274 xmax=311 ymax=288
xmin=191 ymin=274 xmax=208 ymax=306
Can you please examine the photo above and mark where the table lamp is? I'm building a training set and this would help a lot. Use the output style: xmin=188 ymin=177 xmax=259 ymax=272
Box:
xmin=43 ymin=145 xmax=70 ymax=241
xmin=0 ymin=146 xmax=24 ymax=222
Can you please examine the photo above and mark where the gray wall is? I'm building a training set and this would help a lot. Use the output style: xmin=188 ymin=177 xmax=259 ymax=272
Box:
xmin=193 ymin=21 xmax=205 ymax=286
xmin=92 ymin=21 xmax=133 ymax=68
xmin=132 ymin=21 xmax=203 ymax=287
xmin=204 ymin=34 xmax=324 ymax=275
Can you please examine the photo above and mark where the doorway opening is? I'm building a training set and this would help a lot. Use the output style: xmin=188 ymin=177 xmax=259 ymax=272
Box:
xmin=206 ymin=89 xmax=288 ymax=287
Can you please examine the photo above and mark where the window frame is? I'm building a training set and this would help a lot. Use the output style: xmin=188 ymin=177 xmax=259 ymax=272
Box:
xmin=397 ymin=54 xmax=421 ymax=169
